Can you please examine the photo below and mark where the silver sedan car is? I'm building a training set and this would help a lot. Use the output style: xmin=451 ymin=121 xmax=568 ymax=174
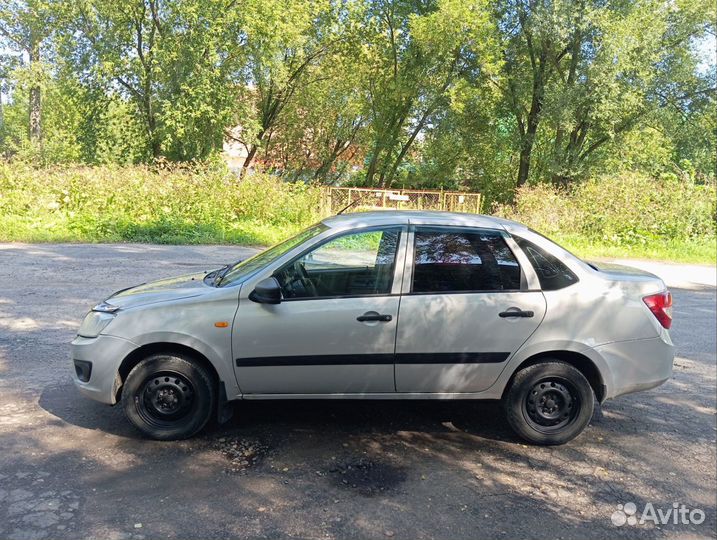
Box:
xmin=71 ymin=211 xmax=674 ymax=444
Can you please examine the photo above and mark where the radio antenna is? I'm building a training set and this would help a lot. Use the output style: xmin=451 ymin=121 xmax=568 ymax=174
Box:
xmin=337 ymin=198 xmax=361 ymax=215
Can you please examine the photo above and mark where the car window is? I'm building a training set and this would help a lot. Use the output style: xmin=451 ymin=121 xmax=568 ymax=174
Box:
xmin=219 ymin=223 xmax=328 ymax=287
xmin=514 ymin=236 xmax=578 ymax=290
xmin=275 ymin=228 xmax=401 ymax=299
xmin=412 ymin=228 xmax=521 ymax=293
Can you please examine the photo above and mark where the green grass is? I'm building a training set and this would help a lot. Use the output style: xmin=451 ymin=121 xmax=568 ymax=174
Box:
xmin=0 ymin=215 xmax=303 ymax=246
xmin=493 ymin=173 xmax=716 ymax=265
xmin=1 ymin=163 xmax=714 ymax=265
xmin=4 ymin=214 xmax=712 ymax=265
xmin=0 ymin=162 xmax=322 ymax=247
xmin=556 ymin=234 xmax=716 ymax=265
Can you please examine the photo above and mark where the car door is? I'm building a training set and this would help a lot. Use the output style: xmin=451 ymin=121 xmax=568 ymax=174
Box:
xmin=233 ymin=226 xmax=406 ymax=395
xmin=394 ymin=225 xmax=546 ymax=393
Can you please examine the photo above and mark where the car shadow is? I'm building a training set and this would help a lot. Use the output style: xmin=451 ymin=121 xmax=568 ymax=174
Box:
xmin=42 ymin=379 xmax=579 ymax=443
xmin=39 ymin=381 xmax=142 ymax=439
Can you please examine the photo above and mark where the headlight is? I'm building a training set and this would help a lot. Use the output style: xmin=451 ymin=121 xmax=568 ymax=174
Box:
xmin=78 ymin=310 xmax=117 ymax=338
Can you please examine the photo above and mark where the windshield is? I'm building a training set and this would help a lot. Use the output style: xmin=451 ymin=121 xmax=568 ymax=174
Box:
xmin=218 ymin=223 xmax=329 ymax=287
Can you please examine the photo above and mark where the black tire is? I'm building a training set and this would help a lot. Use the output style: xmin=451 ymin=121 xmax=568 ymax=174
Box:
xmin=504 ymin=360 xmax=594 ymax=445
xmin=122 ymin=353 xmax=215 ymax=441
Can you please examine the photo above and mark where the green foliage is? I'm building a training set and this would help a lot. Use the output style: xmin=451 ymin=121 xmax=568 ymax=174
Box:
xmin=0 ymin=0 xmax=715 ymax=250
xmin=1 ymin=161 xmax=714 ymax=263
xmin=51 ymin=0 xmax=246 ymax=160
xmin=0 ymin=162 xmax=323 ymax=244
xmin=353 ymin=0 xmax=502 ymax=188
xmin=0 ymin=67 xmax=87 ymax=164
xmin=323 ymin=230 xmax=383 ymax=252
xmin=491 ymin=0 xmax=716 ymax=187
xmin=495 ymin=173 xmax=716 ymax=260
xmin=555 ymin=234 xmax=716 ymax=265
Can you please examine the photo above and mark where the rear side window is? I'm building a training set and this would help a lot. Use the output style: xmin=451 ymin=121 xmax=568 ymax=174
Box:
xmin=412 ymin=228 xmax=522 ymax=293
xmin=514 ymin=236 xmax=578 ymax=291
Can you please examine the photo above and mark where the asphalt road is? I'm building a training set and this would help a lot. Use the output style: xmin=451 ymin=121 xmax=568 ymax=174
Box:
xmin=0 ymin=243 xmax=715 ymax=540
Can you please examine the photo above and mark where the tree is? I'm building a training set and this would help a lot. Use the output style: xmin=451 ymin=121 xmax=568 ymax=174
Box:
xmin=0 ymin=0 xmax=55 ymax=143
xmin=62 ymin=0 xmax=245 ymax=159
xmin=229 ymin=0 xmax=337 ymax=176
xmin=0 ymin=0 xmax=712 ymax=191
xmin=544 ymin=0 xmax=715 ymax=184
xmin=0 ymin=53 xmax=21 ymax=151
xmin=494 ymin=0 xmax=715 ymax=187
xmin=493 ymin=0 xmax=584 ymax=187
xmin=357 ymin=0 xmax=499 ymax=188
xmin=260 ymin=53 xmax=368 ymax=183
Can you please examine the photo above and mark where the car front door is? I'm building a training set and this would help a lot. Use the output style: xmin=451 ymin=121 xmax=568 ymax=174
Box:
xmin=394 ymin=226 xmax=546 ymax=394
xmin=233 ymin=226 xmax=406 ymax=395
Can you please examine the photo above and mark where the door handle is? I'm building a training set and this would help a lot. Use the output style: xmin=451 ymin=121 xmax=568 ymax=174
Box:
xmin=357 ymin=312 xmax=393 ymax=322
xmin=499 ymin=309 xmax=534 ymax=318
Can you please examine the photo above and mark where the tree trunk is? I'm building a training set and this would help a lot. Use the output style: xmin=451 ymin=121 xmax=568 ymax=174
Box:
xmin=516 ymin=145 xmax=531 ymax=188
xmin=313 ymin=142 xmax=344 ymax=182
xmin=552 ymin=26 xmax=583 ymax=184
xmin=314 ymin=122 xmax=362 ymax=183
xmin=28 ymin=36 xmax=41 ymax=143
xmin=364 ymin=142 xmax=381 ymax=186
xmin=516 ymin=110 xmax=540 ymax=187
xmin=382 ymin=107 xmax=435 ymax=189
xmin=147 ymin=106 xmax=160 ymax=158
xmin=240 ymin=144 xmax=259 ymax=178
xmin=516 ymin=47 xmax=547 ymax=188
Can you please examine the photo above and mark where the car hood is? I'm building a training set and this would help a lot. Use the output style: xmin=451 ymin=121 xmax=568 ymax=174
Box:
xmin=107 ymin=273 xmax=210 ymax=310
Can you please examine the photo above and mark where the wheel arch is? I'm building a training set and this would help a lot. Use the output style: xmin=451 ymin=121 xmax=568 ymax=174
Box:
xmin=503 ymin=350 xmax=607 ymax=403
xmin=116 ymin=342 xmax=220 ymax=402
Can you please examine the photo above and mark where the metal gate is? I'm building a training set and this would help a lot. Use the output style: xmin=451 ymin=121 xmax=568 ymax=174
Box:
xmin=322 ymin=187 xmax=482 ymax=215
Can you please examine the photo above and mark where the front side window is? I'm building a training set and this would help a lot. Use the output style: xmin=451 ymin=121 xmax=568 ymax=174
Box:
xmin=514 ymin=236 xmax=578 ymax=290
xmin=275 ymin=228 xmax=401 ymax=299
xmin=412 ymin=228 xmax=521 ymax=293
xmin=219 ymin=223 xmax=328 ymax=287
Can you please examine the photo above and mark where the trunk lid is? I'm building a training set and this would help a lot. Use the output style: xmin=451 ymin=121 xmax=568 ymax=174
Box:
xmin=588 ymin=261 xmax=667 ymax=295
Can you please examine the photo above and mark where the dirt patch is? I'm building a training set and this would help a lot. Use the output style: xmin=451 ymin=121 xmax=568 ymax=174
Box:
xmin=212 ymin=436 xmax=270 ymax=474
xmin=329 ymin=457 xmax=407 ymax=496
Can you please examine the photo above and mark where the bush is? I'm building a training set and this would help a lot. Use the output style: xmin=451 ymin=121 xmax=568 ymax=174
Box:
xmin=0 ymin=162 xmax=323 ymax=245
xmin=1 ymin=164 xmax=715 ymax=263
xmin=494 ymin=173 xmax=717 ymax=247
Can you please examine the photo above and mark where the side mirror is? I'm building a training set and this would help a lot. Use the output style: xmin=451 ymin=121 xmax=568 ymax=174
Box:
xmin=249 ymin=277 xmax=282 ymax=304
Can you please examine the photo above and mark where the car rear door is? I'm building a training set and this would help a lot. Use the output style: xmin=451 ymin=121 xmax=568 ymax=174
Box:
xmin=394 ymin=226 xmax=546 ymax=394
xmin=232 ymin=226 xmax=407 ymax=395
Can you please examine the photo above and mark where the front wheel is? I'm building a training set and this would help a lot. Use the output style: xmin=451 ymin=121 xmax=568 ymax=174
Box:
xmin=504 ymin=360 xmax=594 ymax=445
xmin=122 ymin=354 xmax=216 ymax=440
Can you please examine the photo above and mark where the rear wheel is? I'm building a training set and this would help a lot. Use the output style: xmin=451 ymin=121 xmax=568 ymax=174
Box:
xmin=504 ymin=360 xmax=594 ymax=445
xmin=122 ymin=354 xmax=215 ymax=440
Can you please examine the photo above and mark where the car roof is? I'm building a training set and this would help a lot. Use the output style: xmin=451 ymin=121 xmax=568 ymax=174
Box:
xmin=321 ymin=210 xmax=525 ymax=231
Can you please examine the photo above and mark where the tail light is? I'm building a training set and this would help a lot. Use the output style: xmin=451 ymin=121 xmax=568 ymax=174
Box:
xmin=643 ymin=291 xmax=673 ymax=329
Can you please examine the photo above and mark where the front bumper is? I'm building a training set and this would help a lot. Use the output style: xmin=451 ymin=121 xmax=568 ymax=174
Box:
xmin=70 ymin=334 xmax=138 ymax=405
xmin=594 ymin=335 xmax=675 ymax=399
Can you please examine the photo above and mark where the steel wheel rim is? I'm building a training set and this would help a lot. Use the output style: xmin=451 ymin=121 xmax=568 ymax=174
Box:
xmin=522 ymin=377 xmax=580 ymax=433
xmin=136 ymin=370 xmax=195 ymax=428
